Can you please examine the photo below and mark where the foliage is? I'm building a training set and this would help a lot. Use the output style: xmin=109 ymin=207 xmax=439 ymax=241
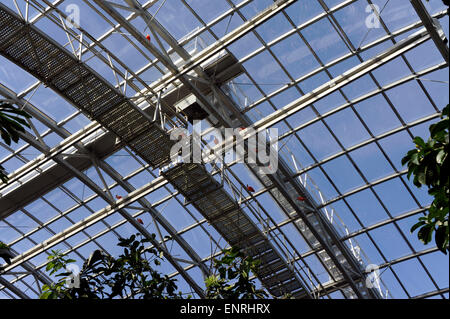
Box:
xmin=0 ymin=102 xmax=31 ymax=183
xmin=205 ymin=246 xmax=268 ymax=299
xmin=40 ymin=235 xmax=270 ymax=299
xmin=402 ymin=105 xmax=449 ymax=254
xmin=0 ymin=241 xmax=13 ymax=267
xmin=40 ymin=250 xmax=76 ymax=299
xmin=40 ymin=234 xmax=181 ymax=299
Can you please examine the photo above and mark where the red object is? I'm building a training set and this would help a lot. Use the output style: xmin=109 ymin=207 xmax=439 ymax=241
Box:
xmin=297 ymin=196 xmax=306 ymax=201
xmin=214 ymin=137 xmax=219 ymax=145
xmin=137 ymin=218 xmax=144 ymax=225
xmin=146 ymin=34 xmax=151 ymax=41
xmin=115 ymin=195 xmax=123 ymax=200
xmin=247 ymin=185 xmax=255 ymax=193
xmin=239 ymin=127 xmax=246 ymax=131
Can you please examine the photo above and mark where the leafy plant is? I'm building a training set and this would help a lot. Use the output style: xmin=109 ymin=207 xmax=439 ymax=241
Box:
xmin=0 ymin=241 xmax=13 ymax=267
xmin=40 ymin=234 xmax=182 ymax=299
xmin=402 ymin=104 xmax=449 ymax=254
xmin=205 ymin=246 xmax=268 ymax=299
xmin=40 ymin=250 xmax=76 ymax=299
xmin=0 ymin=102 xmax=31 ymax=183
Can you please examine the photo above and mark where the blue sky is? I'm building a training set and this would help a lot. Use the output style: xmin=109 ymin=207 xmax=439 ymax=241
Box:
xmin=0 ymin=0 xmax=449 ymax=299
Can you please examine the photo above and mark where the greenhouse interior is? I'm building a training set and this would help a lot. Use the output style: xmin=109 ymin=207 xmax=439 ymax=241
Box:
xmin=0 ymin=0 xmax=448 ymax=300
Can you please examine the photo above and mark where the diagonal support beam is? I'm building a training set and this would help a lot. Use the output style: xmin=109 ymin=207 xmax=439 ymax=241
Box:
xmin=0 ymin=276 xmax=29 ymax=299
xmin=410 ymin=0 xmax=449 ymax=63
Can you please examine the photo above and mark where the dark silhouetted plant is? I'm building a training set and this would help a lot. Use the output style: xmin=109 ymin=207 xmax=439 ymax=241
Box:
xmin=40 ymin=234 xmax=181 ymax=299
xmin=402 ymin=105 xmax=449 ymax=254
xmin=0 ymin=241 xmax=13 ymax=267
xmin=40 ymin=250 xmax=77 ymax=299
xmin=40 ymin=235 xmax=270 ymax=299
xmin=0 ymin=102 xmax=31 ymax=183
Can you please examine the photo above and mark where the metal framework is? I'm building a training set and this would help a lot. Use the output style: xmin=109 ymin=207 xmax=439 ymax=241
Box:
xmin=0 ymin=0 xmax=448 ymax=299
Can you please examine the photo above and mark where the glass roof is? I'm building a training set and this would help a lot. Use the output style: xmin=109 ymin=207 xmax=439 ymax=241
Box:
xmin=0 ymin=0 xmax=448 ymax=299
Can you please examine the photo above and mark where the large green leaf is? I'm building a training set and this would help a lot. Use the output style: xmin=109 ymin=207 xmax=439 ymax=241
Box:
xmin=0 ymin=103 xmax=31 ymax=184
xmin=435 ymin=225 xmax=449 ymax=254
xmin=417 ymin=224 xmax=433 ymax=244
xmin=436 ymin=149 xmax=446 ymax=165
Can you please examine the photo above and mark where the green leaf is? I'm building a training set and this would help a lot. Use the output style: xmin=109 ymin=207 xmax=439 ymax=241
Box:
xmin=430 ymin=119 xmax=449 ymax=139
xmin=436 ymin=150 xmax=446 ymax=165
xmin=418 ymin=224 xmax=433 ymax=244
xmin=0 ymin=103 xmax=31 ymax=148
xmin=39 ymin=291 xmax=53 ymax=299
xmin=410 ymin=153 xmax=420 ymax=165
xmin=413 ymin=136 xmax=426 ymax=148
xmin=411 ymin=221 xmax=426 ymax=233
xmin=417 ymin=172 xmax=427 ymax=186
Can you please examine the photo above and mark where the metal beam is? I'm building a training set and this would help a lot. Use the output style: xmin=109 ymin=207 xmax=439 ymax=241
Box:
xmin=410 ymin=0 xmax=449 ymax=63
xmin=0 ymin=276 xmax=30 ymax=299
xmin=413 ymin=288 xmax=449 ymax=299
